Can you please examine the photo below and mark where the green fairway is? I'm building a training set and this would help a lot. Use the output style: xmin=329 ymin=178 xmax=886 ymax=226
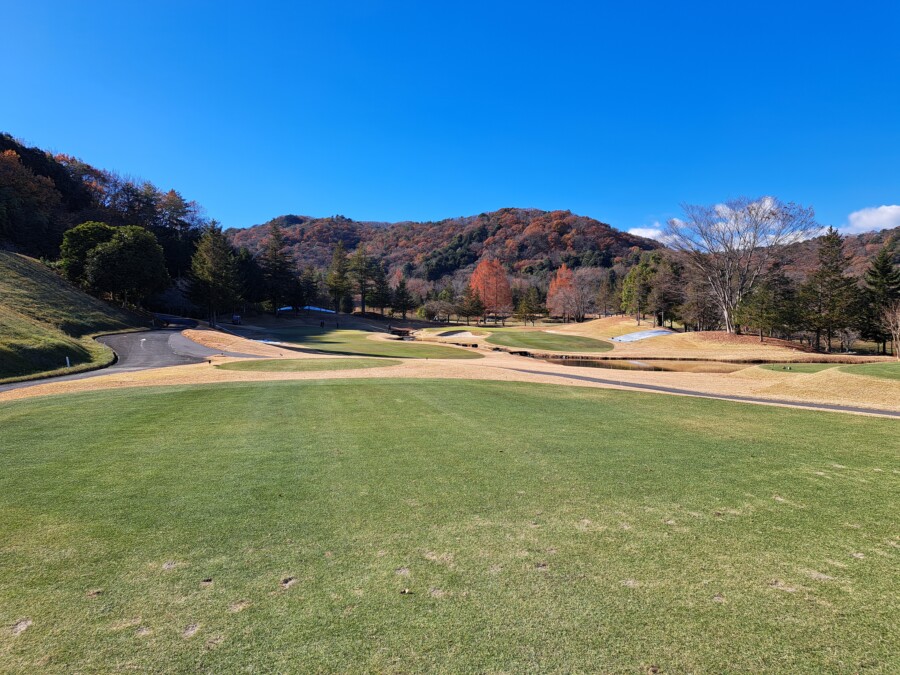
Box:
xmin=485 ymin=329 xmax=612 ymax=352
xmin=217 ymin=357 xmax=401 ymax=372
xmin=841 ymin=362 xmax=900 ymax=381
xmin=1 ymin=380 xmax=897 ymax=673
xmin=760 ymin=363 xmax=840 ymax=373
xmin=265 ymin=327 xmax=482 ymax=359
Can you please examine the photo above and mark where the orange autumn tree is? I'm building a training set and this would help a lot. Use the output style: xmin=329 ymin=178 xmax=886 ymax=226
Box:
xmin=469 ymin=258 xmax=512 ymax=324
xmin=547 ymin=263 xmax=576 ymax=322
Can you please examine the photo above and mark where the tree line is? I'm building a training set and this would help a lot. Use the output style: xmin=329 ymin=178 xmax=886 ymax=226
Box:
xmin=55 ymin=204 xmax=900 ymax=358
xmin=15 ymin=156 xmax=894 ymax=359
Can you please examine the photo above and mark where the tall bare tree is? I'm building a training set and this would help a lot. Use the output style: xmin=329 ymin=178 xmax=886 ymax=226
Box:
xmin=882 ymin=299 xmax=900 ymax=360
xmin=664 ymin=197 xmax=819 ymax=333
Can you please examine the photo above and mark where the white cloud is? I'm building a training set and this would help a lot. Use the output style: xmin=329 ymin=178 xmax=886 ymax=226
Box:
xmin=843 ymin=205 xmax=900 ymax=234
xmin=628 ymin=222 xmax=665 ymax=241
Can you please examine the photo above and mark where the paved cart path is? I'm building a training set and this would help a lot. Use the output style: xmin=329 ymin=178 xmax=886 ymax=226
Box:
xmin=0 ymin=328 xmax=257 ymax=393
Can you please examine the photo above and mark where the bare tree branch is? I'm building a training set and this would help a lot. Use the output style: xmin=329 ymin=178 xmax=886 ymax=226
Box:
xmin=665 ymin=197 xmax=820 ymax=333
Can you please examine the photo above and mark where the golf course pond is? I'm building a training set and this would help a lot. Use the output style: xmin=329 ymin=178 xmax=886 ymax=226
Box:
xmin=538 ymin=358 xmax=752 ymax=373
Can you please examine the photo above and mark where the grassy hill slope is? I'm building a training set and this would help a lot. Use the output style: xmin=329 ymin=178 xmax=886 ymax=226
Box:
xmin=0 ymin=251 xmax=146 ymax=381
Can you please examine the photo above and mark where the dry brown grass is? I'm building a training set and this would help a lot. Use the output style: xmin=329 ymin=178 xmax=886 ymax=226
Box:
xmin=181 ymin=329 xmax=291 ymax=358
xmin=751 ymin=367 xmax=900 ymax=410
xmin=2 ymin=346 xmax=896 ymax=415
xmin=554 ymin=318 xmax=894 ymax=363
xmin=554 ymin=316 xmax=653 ymax=339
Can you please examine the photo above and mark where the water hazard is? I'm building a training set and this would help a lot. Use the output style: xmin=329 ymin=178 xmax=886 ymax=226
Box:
xmin=538 ymin=358 xmax=750 ymax=373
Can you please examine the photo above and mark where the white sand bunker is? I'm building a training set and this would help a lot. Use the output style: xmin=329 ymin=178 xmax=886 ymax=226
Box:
xmin=438 ymin=330 xmax=481 ymax=339
xmin=611 ymin=329 xmax=673 ymax=342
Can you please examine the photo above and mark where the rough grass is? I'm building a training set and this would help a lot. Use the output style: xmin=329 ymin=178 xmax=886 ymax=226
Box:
xmin=217 ymin=358 xmax=401 ymax=372
xmin=840 ymin=362 xmax=900 ymax=381
xmin=1 ymin=379 xmax=897 ymax=673
xmin=485 ymin=329 xmax=612 ymax=352
xmin=267 ymin=327 xmax=482 ymax=359
xmin=0 ymin=251 xmax=144 ymax=381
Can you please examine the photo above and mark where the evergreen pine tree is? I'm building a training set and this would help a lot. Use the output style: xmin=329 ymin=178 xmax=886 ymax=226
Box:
xmin=862 ymin=246 xmax=900 ymax=352
xmin=349 ymin=247 xmax=374 ymax=314
xmin=799 ymin=227 xmax=859 ymax=352
xmin=515 ymin=286 xmax=543 ymax=326
xmin=190 ymin=224 xmax=239 ymax=325
xmin=260 ymin=223 xmax=294 ymax=315
xmin=456 ymin=284 xmax=485 ymax=325
xmin=366 ymin=262 xmax=392 ymax=315
xmin=392 ymin=277 xmax=414 ymax=320
xmin=325 ymin=241 xmax=351 ymax=312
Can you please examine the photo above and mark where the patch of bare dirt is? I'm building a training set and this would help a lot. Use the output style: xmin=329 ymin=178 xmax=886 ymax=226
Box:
xmin=12 ymin=619 xmax=32 ymax=635
xmin=228 ymin=600 xmax=251 ymax=613
xmin=182 ymin=623 xmax=200 ymax=638
xmin=769 ymin=579 xmax=797 ymax=592
xmin=808 ymin=571 xmax=834 ymax=581
xmin=110 ymin=616 xmax=142 ymax=631
xmin=423 ymin=551 xmax=454 ymax=566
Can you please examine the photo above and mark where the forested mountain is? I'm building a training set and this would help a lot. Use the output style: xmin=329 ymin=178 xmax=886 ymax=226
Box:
xmin=226 ymin=209 xmax=661 ymax=284
xmin=2 ymin=130 xmax=898 ymax=346
xmin=783 ymin=226 xmax=899 ymax=278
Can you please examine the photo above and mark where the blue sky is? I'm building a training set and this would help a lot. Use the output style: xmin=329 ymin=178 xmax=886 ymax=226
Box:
xmin=2 ymin=1 xmax=899 ymax=236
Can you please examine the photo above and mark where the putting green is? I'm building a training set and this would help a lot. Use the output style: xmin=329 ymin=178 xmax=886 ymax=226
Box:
xmin=1 ymin=379 xmax=896 ymax=672
xmin=840 ymin=362 xmax=900 ymax=381
xmin=760 ymin=363 xmax=839 ymax=374
xmin=263 ymin=327 xmax=482 ymax=359
xmin=217 ymin=358 xmax=401 ymax=372
xmin=485 ymin=329 xmax=612 ymax=352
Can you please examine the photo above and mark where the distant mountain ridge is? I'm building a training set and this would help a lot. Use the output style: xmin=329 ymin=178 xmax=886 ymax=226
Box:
xmin=783 ymin=225 xmax=899 ymax=278
xmin=225 ymin=208 xmax=661 ymax=282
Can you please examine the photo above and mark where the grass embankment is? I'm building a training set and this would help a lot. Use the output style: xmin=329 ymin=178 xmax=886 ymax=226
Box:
xmin=485 ymin=329 xmax=612 ymax=352
xmin=268 ymin=327 xmax=482 ymax=359
xmin=1 ymin=379 xmax=897 ymax=672
xmin=217 ymin=358 xmax=401 ymax=372
xmin=0 ymin=251 xmax=145 ymax=382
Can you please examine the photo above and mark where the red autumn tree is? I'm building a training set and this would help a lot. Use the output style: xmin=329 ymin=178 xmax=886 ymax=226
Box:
xmin=547 ymin=263 xmax=576 ymax=321
xmin=469 ymin=258 xmax=512 ymax=323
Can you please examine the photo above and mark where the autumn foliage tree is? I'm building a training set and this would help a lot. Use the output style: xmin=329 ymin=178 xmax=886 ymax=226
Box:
xmin=547 ymin=264 xmax=576 ymax=321
xmin=469 ymin=258 xmax=512 ymax=323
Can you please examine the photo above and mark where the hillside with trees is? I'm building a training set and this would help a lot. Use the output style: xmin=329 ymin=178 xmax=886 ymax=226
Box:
xmin=0 ymin=133 xmax=208 ymax=275
xmin=225 ymin=208 xmax=660 ymax=283
xmin=2 ymin=132 xmax=898 ymax=356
